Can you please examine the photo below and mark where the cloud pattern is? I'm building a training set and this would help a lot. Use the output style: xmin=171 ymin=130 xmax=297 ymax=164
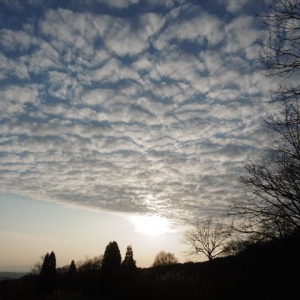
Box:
xmin=0 ymin=0 xmax=274 ymax=223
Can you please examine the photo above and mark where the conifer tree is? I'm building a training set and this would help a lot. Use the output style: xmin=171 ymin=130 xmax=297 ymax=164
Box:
xmin=102 ymin=241 xmax=121 ymax=275
xmin=39 ymin=251 xmax=57 ymax=293
xmin=68 ymin=260 xmax=77 ymax=275
xmin=40 ymin=253 xmax=49 ymax=276
xmin=122 ymin=245 xmax=137 ymax=279
xmin=48 ymin=251 xmax=57 ymax=277
xmin=122 ymin=245 xmax=136 ymax=269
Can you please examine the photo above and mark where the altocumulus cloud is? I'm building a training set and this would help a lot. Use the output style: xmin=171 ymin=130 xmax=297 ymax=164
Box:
xmin=0 ymin=0 xmax=275 ymax=223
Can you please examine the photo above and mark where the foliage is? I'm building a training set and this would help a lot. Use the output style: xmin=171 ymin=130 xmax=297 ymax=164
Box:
xmin=56 ymin=265 xmax=69 ymax=275
xmin=77 ymin=255 xmax=102 ymax=272
xmin=39 ymin=251 xmax=57 ymax=294
xmin=152 ymin=251 xmax=178 ymax=267
xmin=122 ymin=245 xmax=137 ymax=274
xmin=3 ymin=234 xmax=300 ymax=299
xmin=68 ymin=260 xmax=77 ymax=276
xmin=102 ymin=241 xmax=121 ymax=274
xmin=40 ymin=251 xmax=57 ymax=278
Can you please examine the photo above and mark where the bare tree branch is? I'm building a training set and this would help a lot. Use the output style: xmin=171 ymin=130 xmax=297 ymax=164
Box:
xmin=181 ymin=218 xmax=232 ymax=263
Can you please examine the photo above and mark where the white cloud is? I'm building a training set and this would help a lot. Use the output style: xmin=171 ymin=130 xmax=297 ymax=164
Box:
xmin=0 ymin=54 xmax=30 ymax=80
xmin=148 ymin=50 xmax=205 ymax=95
xmin=25 ymin=41 xmax=60 ymax=74
xmin=0 ymin=85 xmax=39 ymax=116
xmin=224 ymin=16 xmax=260 ymax=54
xmin=40 ymin=8 xmax=98 ymax=60
xmin=78 ymin=58 xmax=140 ymax=85
xmin=97 ymin=0 xmax=139 ymax=8
xmin=103 ymin=13 xmax=165 ymax=57
xmin=0 ymin=29 xmax=38 ymax=52
xmin=219 ymin=0 xmax=249 ymax=13
xmin=0 ymin=0 xmax=274 ymax=223
xmin=154 ymin=8 xmax=223 ymax=50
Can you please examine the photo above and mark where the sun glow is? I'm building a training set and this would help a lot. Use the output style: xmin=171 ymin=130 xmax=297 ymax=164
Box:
xmin=130 ymin=215 xmax=175 ymax=237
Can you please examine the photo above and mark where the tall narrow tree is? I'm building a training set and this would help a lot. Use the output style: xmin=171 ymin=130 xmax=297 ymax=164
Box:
xmin=39 ymin=251 xmax=57 ymax=293
xmin=122 ymin=245 xmax=137 ymax=272
xmin=102 ymin=241 xmax=121 ymax=275
xmin=68 ymin=260 xmax=77 ymax=276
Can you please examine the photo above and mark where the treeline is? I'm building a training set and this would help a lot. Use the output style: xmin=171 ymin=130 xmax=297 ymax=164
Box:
xmin=2 ymin=0 xmax=300 ymax=298
xmin=1 ymin=232 xmax=300 ymax=300
xmin=34 ymin=242 xmax=138 ymax=296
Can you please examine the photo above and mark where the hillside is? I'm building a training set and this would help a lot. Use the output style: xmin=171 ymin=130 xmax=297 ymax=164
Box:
xmin=0 ymin=272 xmax=29 ymax=281
xmin=0 ymin=236 xmax=299 ymax=300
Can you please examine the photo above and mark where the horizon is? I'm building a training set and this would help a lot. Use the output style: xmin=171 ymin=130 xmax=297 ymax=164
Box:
xmin=0 ymin=0 xmax=274 ymax=273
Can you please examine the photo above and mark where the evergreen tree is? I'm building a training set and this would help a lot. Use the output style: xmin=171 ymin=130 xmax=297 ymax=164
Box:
xmin=68 ymin=260 xmax=77 ymax=275
xmin=48 ymin=251 xmax=57 ymax=277
xmin=102 ymin=241 xmax=121 ymax=275
xmin=122 ymin=245 xmax=137 ymax=280
xmin=39 ymin=251 xmax=57 ymax=293
xmin=40 ymin=253 xmax=49 ymax=276
xmin=122 ymin=245 xmax=136 ymax=269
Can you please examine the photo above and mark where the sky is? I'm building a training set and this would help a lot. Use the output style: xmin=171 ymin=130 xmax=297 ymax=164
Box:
xmin=0 ymin=0 xmax=276 ymax=272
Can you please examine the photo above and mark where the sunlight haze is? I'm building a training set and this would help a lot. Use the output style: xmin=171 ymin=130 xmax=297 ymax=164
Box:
xmin=0 ymin=0 xmax=273 ymax=272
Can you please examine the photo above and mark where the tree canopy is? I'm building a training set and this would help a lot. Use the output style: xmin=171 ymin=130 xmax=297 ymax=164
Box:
xmin=152 ymin=251 xmax=178 ymax=267
xmin=68 ymin=260 xmax=77 ymax=276
xmin=122 ymin=245 xmax=136 ymax=269
xmin=39 ymin=251 xmax=57 ymax=293
xmin=102 ymin=241 xmax=122 ymax=274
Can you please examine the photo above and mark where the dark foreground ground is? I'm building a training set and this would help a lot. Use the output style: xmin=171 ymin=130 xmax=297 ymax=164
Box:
xmin=1 ymin=236 xmax=299 ymax=300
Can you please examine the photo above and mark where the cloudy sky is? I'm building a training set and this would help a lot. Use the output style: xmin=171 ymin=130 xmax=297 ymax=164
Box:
xmin=0 ymin=0 xmax=276 ymax=271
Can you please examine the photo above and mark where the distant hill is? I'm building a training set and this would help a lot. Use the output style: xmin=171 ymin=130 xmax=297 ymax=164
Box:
xmin=0 ymin=272 xmax=29 ymax=281
xmin=0 ymin=236 xmax=299 ymax=299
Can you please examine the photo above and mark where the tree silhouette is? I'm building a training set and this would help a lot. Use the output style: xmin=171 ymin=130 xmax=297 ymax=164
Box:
xmin=122 ymin=245 xmax=137 ymax=278
xmin=77 ymin=255 xmax=103 ymax=272
xmin=152 ymin=251 xmax=178 ymax=267
xmin=39 ymin=251 xmax=57 ymax=293
xmin=40 ymin=253 xmax=49 ymax=275
xmin=30 ymin=254 xmax=46 ymax=275
xmin=231 ymin=0 xmax=300 ymax=240
xmin=40 ymin=251 xmax=56 ymax=277
xmin=102 ymin=241 xmax=121 ymax=275
xmin=68 ymin=260 xmax=77 ymax=275
xmin=182 ymin=218 xmax=232 ymax=265
xmin=122 ymin=245 xmax=136 ymax=268
xmin=256 ymin=0 xmax=300 ymax=84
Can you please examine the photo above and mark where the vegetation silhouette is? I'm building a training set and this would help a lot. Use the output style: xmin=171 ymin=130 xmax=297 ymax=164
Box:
xmin=152 ymin=251 xmax=178 ymax=267
xmin=38 ymin=251 xmax=57 ymax=294
xmin=1 ymin=234 xmax=299 ymax=299
xmin=182 ymin=218 xmax=232 ymax=265
xmin=230 ymin=0 xmax=300 ymax=241
xmin=1 ymin=0 xmax=300 ymax=299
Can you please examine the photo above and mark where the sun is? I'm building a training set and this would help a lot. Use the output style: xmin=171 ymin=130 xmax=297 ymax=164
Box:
xmin=130 ymin=215 xmax=174 ymax=237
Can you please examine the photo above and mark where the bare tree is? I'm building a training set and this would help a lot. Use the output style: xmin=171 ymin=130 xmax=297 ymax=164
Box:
xmin=77 ymin=255 xmax=103 ymax=272
xmin=256 ymin=0 xmax=300 ymax=103
xmin=232 ymin=102 xmax=300 ymax=237
xmin=231 ymin=0 xmax=300 ymax=240
xmin=257 ymin=0 xmax=300 ymax=81
xmin=30 ymin=254 xmax=46 ymax=275
xmin=152 ymin=251 xmax=178 ymax=267
xmin=181 ymin=218 xmax=232 ymax=264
